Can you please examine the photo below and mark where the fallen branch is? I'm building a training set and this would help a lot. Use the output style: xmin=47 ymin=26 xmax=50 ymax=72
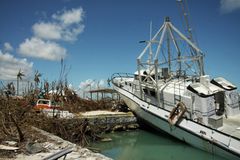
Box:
xmin=10 ymin=114 xmax=24 ymax=142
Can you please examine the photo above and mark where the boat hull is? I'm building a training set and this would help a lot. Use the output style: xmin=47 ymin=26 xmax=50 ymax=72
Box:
xmin=114 ymin=85 xmax=240 ymax=160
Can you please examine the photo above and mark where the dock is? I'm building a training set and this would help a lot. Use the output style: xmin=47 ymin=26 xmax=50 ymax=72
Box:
xmin=76 ymin=111 xmax=139 ymax=131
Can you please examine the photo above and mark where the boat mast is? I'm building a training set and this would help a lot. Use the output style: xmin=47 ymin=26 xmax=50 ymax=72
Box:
xmin=167 ymin=24 xmax=171 ymax=74
xmin=165 ymin=17 xmax=181 ymax=76
xmin=177 ymin=0 xmax=194 ymax=43
xmin=176 ymin=0 xmax=205 ymax=76
xmin=148 ymin=21 xmax=153 ymax=66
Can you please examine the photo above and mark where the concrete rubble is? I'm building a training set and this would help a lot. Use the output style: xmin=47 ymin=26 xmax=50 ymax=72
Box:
xmin=1 ymin=127 xmax=112 ymax=160
xmin=78 ymin=110 xmax=139 ymax=131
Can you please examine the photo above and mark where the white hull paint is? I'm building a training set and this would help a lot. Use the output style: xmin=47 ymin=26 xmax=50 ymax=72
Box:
xmin=114 ymin=85 xmax=240 ymax=160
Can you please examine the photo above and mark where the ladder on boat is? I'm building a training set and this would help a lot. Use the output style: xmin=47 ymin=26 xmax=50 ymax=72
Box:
xmin=174 ymin=82 xmax=182 ymax=104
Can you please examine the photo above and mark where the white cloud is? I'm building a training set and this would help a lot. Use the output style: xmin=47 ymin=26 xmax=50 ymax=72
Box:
xmin=61 ymin=25 xmax=85 ymax=41
xmin=68 ymin=83 xmax=73 ymax=89
xmin=99 ymin=79 xmax=105 ymax=87
xmin=33 ymin=7 xmax=84 ymax=42
xmin=0 ymin=50 xmax=33 ymax=80
xmin=79 ymin=79 xmax=95 ymax=89
xmin=18 ymin=37 xmax=67 ymax=61
xmin=4 ymin=42 xmax=13 ymax=52
xmin=18 ymin=7 xmax=84 ymax=61
xmin=220 ymin=0 xmax=240 ymax=13
xmin=32 ymin=22 xmax=62 ymax=40
xmin=52 ymin=7 xmax=84 ymax=26
xmin=79 ymin=79 xmax=106 ymax=90
xmin=77 ymin=79 xmax=107 ymax=98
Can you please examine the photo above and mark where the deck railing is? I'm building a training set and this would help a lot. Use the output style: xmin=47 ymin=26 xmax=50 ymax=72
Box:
xmin=111 ymin=73 xmax=134 ymax=85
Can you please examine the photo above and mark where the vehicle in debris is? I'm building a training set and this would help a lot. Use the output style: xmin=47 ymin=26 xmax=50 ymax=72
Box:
xmin=34 ymin=99 xmax=61 ymax=110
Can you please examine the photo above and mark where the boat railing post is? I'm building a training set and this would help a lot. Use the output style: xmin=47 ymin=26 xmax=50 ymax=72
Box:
xmin=154 ymin=59 xmax=161 ymax=108
xmin=199 ymin=54 xmax=205 ymax=76
xmin=137 ymin=58 xmax=143 ymax=99
xmin=190 ymin=95 xmax=194 ymax=119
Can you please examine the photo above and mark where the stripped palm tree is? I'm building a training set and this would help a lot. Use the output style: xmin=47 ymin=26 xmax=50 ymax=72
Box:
xmin=17 ymin=69 xmax=25 ymax=96
xmin=44 ymin=80 xmax=49 ymax=94
xmin=34 ymin=70 xmax=42 ymax=90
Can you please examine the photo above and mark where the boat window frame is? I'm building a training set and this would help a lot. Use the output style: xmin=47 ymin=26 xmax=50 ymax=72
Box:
xmin=143 ymin=88 xmax=148 ymax=95
xmin=150 ymin=90 xmax=156 ymax=97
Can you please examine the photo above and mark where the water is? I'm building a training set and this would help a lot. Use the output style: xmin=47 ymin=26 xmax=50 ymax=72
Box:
xmin=91 ymin=129 xmax=228 ymax=160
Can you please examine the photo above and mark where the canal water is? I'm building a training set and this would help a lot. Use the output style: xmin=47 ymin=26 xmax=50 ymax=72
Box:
xmin=91 ymin=129 xmax=228 ymax=160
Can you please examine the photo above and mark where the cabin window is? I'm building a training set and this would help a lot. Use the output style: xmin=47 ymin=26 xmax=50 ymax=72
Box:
xmin=141 ymin=76 xmax=146 ymax=81
xmin=125 ymin=82 xmax=127 ymax=85
xmin=151 ymin=75 xmax=155 ymax=80
xmin=150 ymin=90 xmax=156 ymax=97
xmin=129 ymin=83 xmax=132 ymax=87
xmin=143 ymin=88 xmax=148 ymax=94
xmin=134 ymin=75 xmax=139 ymax=80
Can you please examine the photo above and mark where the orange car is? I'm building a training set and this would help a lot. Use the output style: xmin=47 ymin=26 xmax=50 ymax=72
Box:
xmin=34 ymin=99 xmax=61 ymax=110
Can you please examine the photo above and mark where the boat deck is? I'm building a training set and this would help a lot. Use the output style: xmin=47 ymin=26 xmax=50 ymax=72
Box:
xmin=222 ymin=115 xmax=240 ymax=139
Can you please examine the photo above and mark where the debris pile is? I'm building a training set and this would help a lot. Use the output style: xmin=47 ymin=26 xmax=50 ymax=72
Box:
xmin=0 ymin=94 xmax=121 ymax=159
xmin=0 ymin=60 xmax=130 ymax=159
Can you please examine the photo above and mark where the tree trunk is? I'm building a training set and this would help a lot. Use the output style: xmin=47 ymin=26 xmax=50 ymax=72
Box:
xmin=17 ymin=77 xmax=19 ymax=96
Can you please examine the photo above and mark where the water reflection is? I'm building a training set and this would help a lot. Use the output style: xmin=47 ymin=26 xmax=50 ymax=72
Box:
xmin=91 ymin=129 xmax=228 ymax=160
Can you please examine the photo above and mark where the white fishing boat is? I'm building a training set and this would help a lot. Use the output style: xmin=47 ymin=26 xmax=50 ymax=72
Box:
xmin=111 ymin=17 xmax=240 ymax=160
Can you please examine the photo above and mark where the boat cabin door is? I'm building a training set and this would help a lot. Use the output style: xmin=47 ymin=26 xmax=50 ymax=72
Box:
xmin=214 ymin=91 xmax=225 ymax=116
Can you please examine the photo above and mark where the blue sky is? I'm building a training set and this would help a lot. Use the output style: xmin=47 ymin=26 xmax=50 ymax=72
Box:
xmin=0 ymin=0 xmax=240 ymax=91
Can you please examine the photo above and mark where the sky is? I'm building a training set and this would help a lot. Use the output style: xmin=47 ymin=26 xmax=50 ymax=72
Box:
xmin=0 ymin=0 xmax=240 ymax=92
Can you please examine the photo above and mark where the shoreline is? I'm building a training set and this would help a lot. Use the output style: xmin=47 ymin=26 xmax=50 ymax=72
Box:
xmin=0 ymin=110 xmax=138 ymax=160
xmin=12 ymin=127 xmax=112 ymax=160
